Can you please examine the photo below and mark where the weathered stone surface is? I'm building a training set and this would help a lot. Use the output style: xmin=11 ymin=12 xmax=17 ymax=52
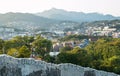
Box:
xmin=26 ymin=70 xmax=42 ymax=76
xmin=84 ymin=71 xmax=96 ymax=76
xmin=0 ymin=54 xmax=119 ymax=76
xmin=46 ymin=68 xmax=61 ymax=76
xmin=0 ymin=66 xmax=22 ymax=76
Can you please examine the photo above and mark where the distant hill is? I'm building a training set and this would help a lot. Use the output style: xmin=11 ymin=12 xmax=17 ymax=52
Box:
xmin=36 ymin=8 xmax=120 ymax=22
xmin=0 ymin=12 xmax=119 ymax=32
xmin=0 ymin=12 xmax=58 ymax=29
xmin=0 ymin=12 xmax=80 ymax=31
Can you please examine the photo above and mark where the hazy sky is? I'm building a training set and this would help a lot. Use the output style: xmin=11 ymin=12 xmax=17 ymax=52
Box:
xmin=0 ymin=0 xmax=120 ymax=16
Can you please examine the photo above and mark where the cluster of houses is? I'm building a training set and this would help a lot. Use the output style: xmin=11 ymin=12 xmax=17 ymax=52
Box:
xmin=1 ymin=24 xmax=120 ymax=40
xmin=85 ymin=26 xmax=120 ymax=38
xmin=0 ymin=27 xmax=15 ymax=39
xmin=0 ymin=27 xmax=34 ymax=40
xmin=112 ymin=32 xmax=120 ymax=38
xmin=50 ymin=39 xmax=90 ymax=56
xmin=51 ymin=39 xmax=88 ymax=51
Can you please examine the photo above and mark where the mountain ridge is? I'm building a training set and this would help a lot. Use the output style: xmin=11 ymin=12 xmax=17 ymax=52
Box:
xmin=0 ymin=11 xmax=120 ymax=31
xmin=0 ymin=12 xmax=60 ymax=29
xmin=36 ymin=8 xmax=120 ymax=22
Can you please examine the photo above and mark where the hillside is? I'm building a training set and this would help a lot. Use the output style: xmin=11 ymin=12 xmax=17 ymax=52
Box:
xmin=36 ymin=8 xmax=120 ymax=22
xmin=0 ymin=12 xmax=58 ymax=29
xmin=0 ymin=12 xmax=120 ymax=32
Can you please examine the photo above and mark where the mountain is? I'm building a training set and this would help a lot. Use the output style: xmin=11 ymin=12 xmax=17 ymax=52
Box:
xmin=0 ymin=12 xmax=59 ymax=29
xmin=0 ymin=10 xmax=119 ymax=31
xmin=36 ymin=8 xmax=120 ymax=22
xmin=0 ymin=12 xmax=80 ymax=31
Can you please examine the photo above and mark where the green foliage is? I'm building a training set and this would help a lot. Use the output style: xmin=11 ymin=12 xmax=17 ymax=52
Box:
xmin=0 ymin=39 xmax=4 ymax=49
xmin=0 ymin=35 xmax=52 ymax=60
xmin=60 ymin=46 xmax=73 ymax=52
xmin=85 ymin=38 xmax=120 ymax=74
xmin=0 ymin=39 xmax=4 ymax=54
xmin=18 ymin=45 xmax=31 ymax=58
xmin=57 ymin=47 xmax=91 ymax=66
xmin=2 ymin=36 xmax=34 ymax=54
xmin=57 ymin=52 xmax=77 ymax=64
xmin=43 ymin=54 xmax=56 ymax=63
xmin=57 ymin=38 xmax=120 ymax=74
xmin=7 ymin=48 xmax=19 ymax=57
xmin=1 ymin=35 xmax=120 ymax=74
xmin=32 ymin=36 xmax=52 ymax=59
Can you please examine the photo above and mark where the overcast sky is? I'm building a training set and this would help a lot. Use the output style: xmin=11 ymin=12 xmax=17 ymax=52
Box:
xmin=0 ymin=0 xmax=120 ymax=16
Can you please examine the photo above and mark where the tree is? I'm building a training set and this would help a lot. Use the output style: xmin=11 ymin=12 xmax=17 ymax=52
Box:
xmin=57 ymin=52 xmax=77 ymax=64
xmin=57 ymin=47 xmax=91 ymax=66
xmin=84 ymin=38 xmax=120 ymax=74
xmin=43 ymin=54 xmax=56 ymax=63
xmin=60 ymin=46 xmax=73 ymax=52
xmin=3 ymin=36 xmax=34 ymax=54
xmin=70 ymin=47 xmax=91 ymax=66
xmin=32 ymin=36 xmax=52 ymax=59
xmin=7 ymin=48 xmax=19 ymax=57
xmin=0 ymin=39 xmax=4 ymax=49
xmin=18 ymin=46 xmax=31 ymax=58
xmin=108 ymin=56 xmax=120 ymax=73
xmin=0 ymin=39 xmax=4 ymax=54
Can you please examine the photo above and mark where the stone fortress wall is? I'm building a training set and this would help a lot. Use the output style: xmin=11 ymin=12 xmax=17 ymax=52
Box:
xmin=0 ymin=54 xmax=119 ymax=76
